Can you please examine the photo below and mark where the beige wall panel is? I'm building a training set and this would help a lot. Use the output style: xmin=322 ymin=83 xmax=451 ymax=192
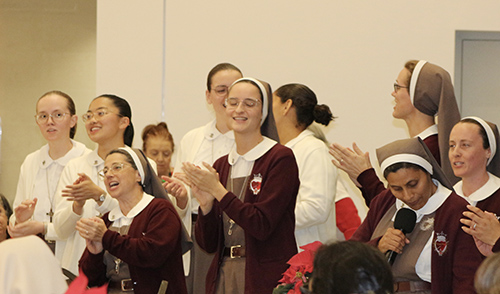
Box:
xmin=0 ymin=1 xmax=96 ymax=202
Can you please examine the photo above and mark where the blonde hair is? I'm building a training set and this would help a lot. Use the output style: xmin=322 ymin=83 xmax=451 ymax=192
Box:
xmin=475 ymin=252 xmax=500 ymax=294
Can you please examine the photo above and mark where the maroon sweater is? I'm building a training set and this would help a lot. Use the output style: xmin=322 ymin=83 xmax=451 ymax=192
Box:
xmin=351 ymin=189 xmax=482 ymax=294
xmin=79 ymin=198 xmax=187 ymax=294
xmin=195 ymin=144 xmax=300 ymax=294
xmin=471 ymin=187 xmax=500 ymax=254
xmin=359 ymin=134 xmax=440 ymax=207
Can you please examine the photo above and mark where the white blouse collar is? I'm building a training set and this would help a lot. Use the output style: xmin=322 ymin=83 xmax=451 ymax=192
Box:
xmin=38 ymin=140 xmax=87 ymax=169
xmin=416 ymin=124 xmax=438 ymax=140
xmin=285 ymin=129 xmax=314 ymax=148
xmin=108 ymin=193 xmax=154 ymax=222
xmin=203 ymin=119 xmax=234 ymax=141
xmin=454 ymin=173 xmax=500 ymax=205
xmin=228 ymin=137 xmax=277 ymax=166
xmin=395 ymin=179 xmax=451 ymax=222
xmin=85 ymin=149 xmax=104 ymax=167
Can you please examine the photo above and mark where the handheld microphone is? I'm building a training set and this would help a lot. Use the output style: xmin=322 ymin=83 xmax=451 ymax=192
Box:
xmin=386 ymin=207 xmax=417 ymax=265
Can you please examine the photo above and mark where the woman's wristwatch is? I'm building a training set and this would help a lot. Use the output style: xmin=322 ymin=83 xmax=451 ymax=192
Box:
xmin=97 ymin=193 xmax=106 ymax=203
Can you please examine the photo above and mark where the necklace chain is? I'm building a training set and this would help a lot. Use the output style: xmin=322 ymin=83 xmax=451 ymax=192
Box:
xmin=227 ymin=164 xmax=252 ymax=236
xmin=45 ymin=164 xmax=55 ymax=222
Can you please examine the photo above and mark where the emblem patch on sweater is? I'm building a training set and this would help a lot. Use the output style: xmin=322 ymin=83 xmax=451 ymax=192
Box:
xmin=434 ymin=232 xmax=448 ymax=256
xmin=250 ymin=173 xmax=262 ymax=195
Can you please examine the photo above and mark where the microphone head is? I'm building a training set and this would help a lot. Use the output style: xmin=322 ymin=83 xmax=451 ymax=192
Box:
xmin=394 ymin=208 xmax=417 ymax=234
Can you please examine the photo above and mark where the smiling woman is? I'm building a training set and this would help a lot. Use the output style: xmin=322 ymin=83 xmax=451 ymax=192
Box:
xmin=351 ymin=137 xmax=482 ymax=294
xmin=165 ymin=63 xmax=243 ymax=294
xmin=52 ymin=94 xmax=133 ymax=275
xmin=183 ymin=77 xmax=299 ymax=294
xmin=451 ymin=117 xmax=500 ymax=257
xmin=78 ymin=148 xmax=187 ymax=294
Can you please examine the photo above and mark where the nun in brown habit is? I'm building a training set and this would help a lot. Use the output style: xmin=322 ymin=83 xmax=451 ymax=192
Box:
xmin=452 ymin=117 xmax=500 ymax=257
xmin=182 ymin=77 xmax=299 ymax=294
xmin=408 ymin=60 xmax=460 ymax=183
xmin=329 ymin=60 xmax=460 ymax=207
xmin=351 ymin=137 xmax=482 ymax=294
xmin=77 ymin=147 xmax=192 ymax=294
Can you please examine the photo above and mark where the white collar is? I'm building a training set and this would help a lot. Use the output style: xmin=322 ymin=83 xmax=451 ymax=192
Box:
xmin=395 ymin=179 xmax=451 ymax=222
xmin=39 ymin=144 xmax=55 ymax=169
xmin=228 ymin=137 xmax=277 ymax=165
xmin=86 ymin=149 xmax=104 ymax=167
xmin=453 ymin=173 xmax=500 ymax=204
xmin=415 ymin=124 xmax=438 ymax=141
xmin=284 ymin=129 xmax=314 ymax=148
xmin=108 ymin=193 xmax=154 ymax=221
xmin=203 ymin=120 xmax=234 ymax=141
xmin=38 ymin=140 xmax=87 ymax=169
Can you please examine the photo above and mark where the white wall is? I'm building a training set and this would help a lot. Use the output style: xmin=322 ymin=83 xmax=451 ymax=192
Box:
xmin=96 ymin=1 xmax=165 ymax=148
xmin=97 ymin=0 xmax=500 ymax=177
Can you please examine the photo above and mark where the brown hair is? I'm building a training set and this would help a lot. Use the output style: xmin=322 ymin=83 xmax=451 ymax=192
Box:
xmin=206 ymin=63 xmax=242 ymax=91
xmin=459 ymin=119 xmax=490 ymax=150
xmin=37 ymin=90 xmax=77 ymax=139
xmin=141 ymin=122 xmax=174 ymax=152
xmin=403 ymin=60 xmax=419 ymax=88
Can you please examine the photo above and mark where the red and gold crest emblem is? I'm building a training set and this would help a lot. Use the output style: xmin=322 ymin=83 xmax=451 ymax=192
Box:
xmin=250 ymin=173 xmax=262 ymax=195
xmin=434 ymin=232 xmax=448 ymax=256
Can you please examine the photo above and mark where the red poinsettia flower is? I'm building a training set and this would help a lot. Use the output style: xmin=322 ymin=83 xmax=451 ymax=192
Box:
xmin=66 ymin=271 xmax=107 ymax=294
xmin=275 ymin=241 xmax=323 ymax=294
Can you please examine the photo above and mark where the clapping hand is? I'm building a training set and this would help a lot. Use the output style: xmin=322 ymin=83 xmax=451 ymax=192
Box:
xmin=461 ymin=205 xmax=500 ymax=257
xmin=14 ymin=198 xmax=38 ymax=224
xmin=329 ymin=142 xmax=372 ymax=187
xmin=76 ymin=217 xmax=107 ymax=254
xmin=162 ymin=175 xmax=188 ymax=209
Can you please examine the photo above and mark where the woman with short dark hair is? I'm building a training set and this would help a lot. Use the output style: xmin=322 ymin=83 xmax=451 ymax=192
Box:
xmin=0 ymin=194 xmax=12 ymax=242
xmin=311 ymin=241 xmax=393 ymax=294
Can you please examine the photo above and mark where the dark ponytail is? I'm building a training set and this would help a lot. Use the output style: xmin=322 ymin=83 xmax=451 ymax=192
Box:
xmin=275 ymin=83 xmax=334 ymax=128
xmin=97 ymin=94 xmax=134 ymax=146
xmin=313 ymin=104 xmax=334 ymax=126
xmin=124 ymin=122 xmax=134 ymax=147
